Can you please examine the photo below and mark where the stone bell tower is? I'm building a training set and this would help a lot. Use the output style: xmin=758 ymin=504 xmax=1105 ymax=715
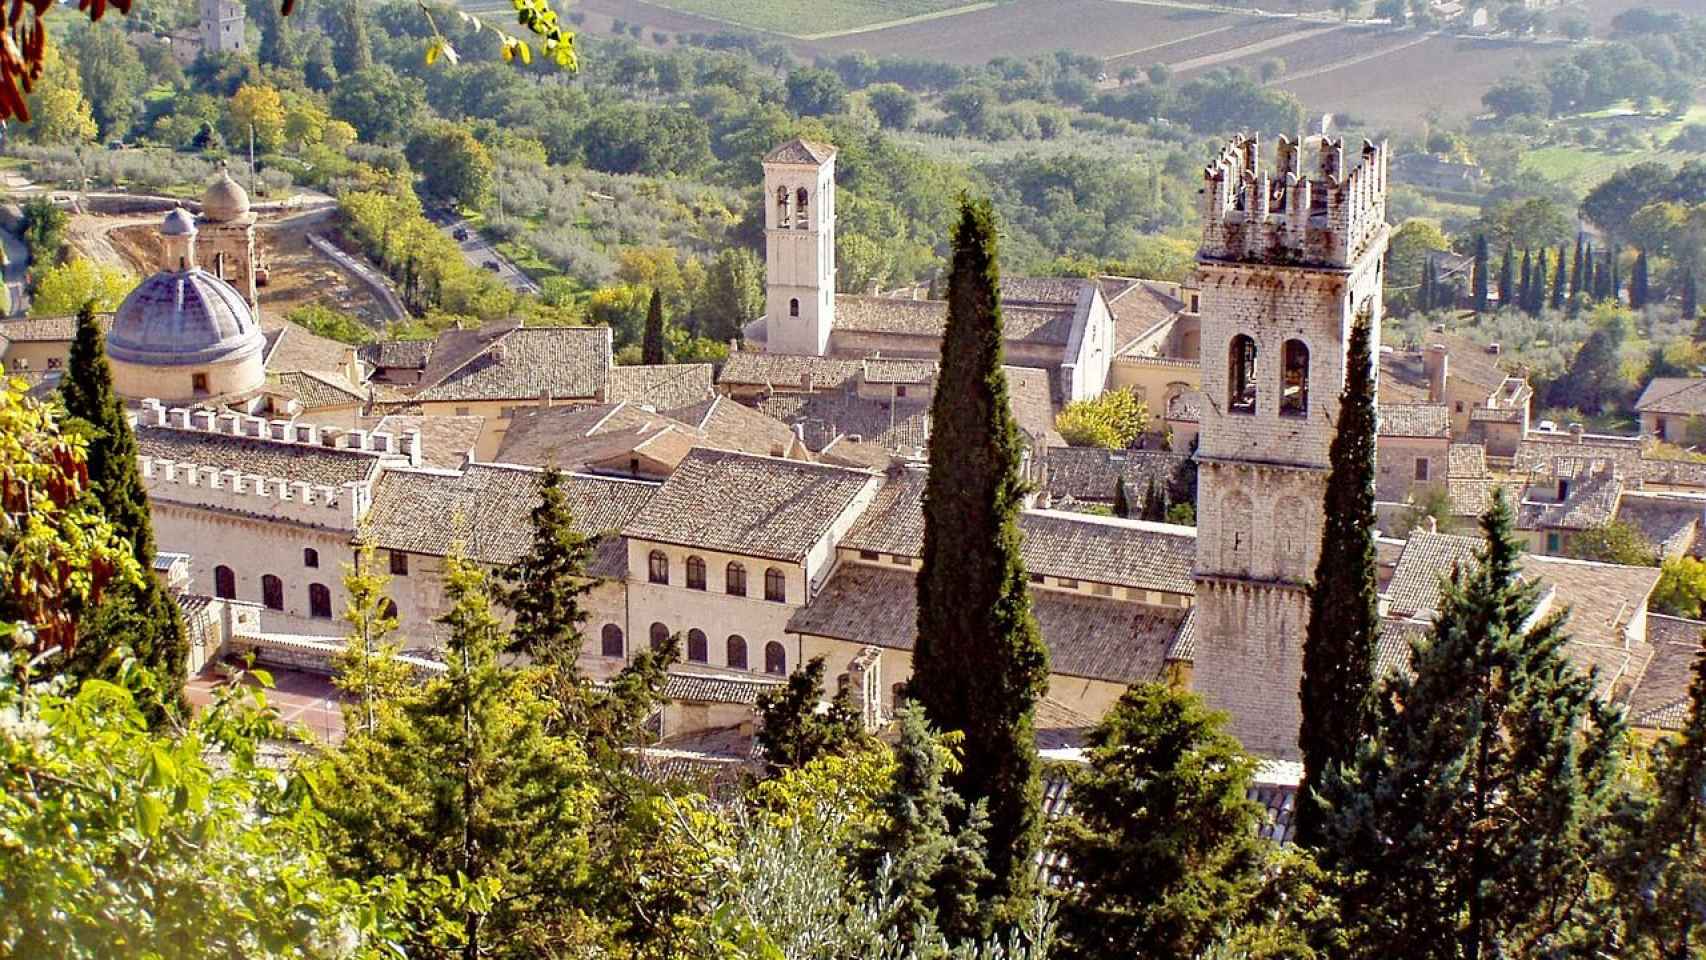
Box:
xmin=763 ymin=138 xmax=837 ymax=357
xmin=1189 ymin=134 xmax=1390 ymax=758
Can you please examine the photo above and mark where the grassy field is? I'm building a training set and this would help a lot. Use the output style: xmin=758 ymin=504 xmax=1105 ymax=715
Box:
xmin=1520 ymin=104 xmax=1706 ymax=191
xmin=630 ymin=0 xmax=988 ymax=34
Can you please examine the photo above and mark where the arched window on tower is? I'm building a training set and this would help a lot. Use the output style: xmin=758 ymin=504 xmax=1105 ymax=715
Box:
xmin=789 ymin=298 xmax=800 ymax=318
xmin=776 ymin=186 xmax=792 ymax=228
xmin=1281 ymin=339 xmax=1310 ymax=418
xmin=795 ymin=187 xmax=809 ymax=230
xmin=1228 ymin=334 xmax=1257 ymax=415
xmin=601 ymin=624 xmax=624 ymax=657
xmin=214 ymin=565 xmax=236 ymax=600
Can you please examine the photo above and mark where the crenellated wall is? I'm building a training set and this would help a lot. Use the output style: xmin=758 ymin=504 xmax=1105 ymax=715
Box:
xmin=1199 ymin=133 xmax=1389 ymax=269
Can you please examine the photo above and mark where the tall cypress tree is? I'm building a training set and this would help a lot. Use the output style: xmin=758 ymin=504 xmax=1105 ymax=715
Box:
xmin=1610 ymin=245 xmax=1623 ymax=302
xmin=1595 ymin=252 xmax=1613 ymax=301
xmin=1571 ymin=233 xmax=1585 ymax=297
xmin=1112 ymin=475 xmax=1132 ymax=519
xmin=641 ymin=288 xmax=666 ymax=365
xmin=1683 ymin=267 xmax=1699 ymax=335
xmin=1550 ymin=245 xmax=1567 ymax=312
xmin=1140 ymin=476 xmax=1168 ymax=523
xmin=1630 ymin=249 xmax=1649 ymax=310
xmin=1531 ymin=248 xmax=1550 ymax=316
xmin=912 ymin=197 xmax=1049 ymax=929
xmin=1296 ymin=319 xmax=1380 ymax=849
xmin=1419 ymin=258 xmax=1435 ymax=312
xmin=498 ymin=466 xmax=599 ymax=722
xmin=1496 ymin=245 xmax=1513 ymax=310
xmin=1320 ymin=493 xmax=1625 ymax=959
xmin=1518 ymin=249 xmax=1533 ymax=315
xmin=59 ymin=302 xmax=187 ymax=721
xmin=1472 ymin=233 xmax=1490 ymax=313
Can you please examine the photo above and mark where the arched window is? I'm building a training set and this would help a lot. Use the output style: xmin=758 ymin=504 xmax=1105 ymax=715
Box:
xmin=776 ymin=186 xmax=791 ymax=228
xmin=1228 ymin=334 xmax=1257 ymax=414
xmin=764 ymin=641 xmax=787 ymax=676
xmin=726 ymin=562 xmax=747 ymax=597
xmin=764 ymin=567 xmax=787 ymax=603
xmin=303 ymin=547 xmax=319 ymax=568
xmin=687 ymin=629 xmax=708 ymax=663
xmin=1281 ymin=339 xmax=1309 ymax=418
xmin=601 ymin=623 xmax=624 ymax=657
xmin=381 ymin=598 xmax=398 ymax=621
xmin=648 ymin=550 xmax=669 ymax=585
xmin=649 ymin=621 xmax=670 ymax=652
xmin=727 ymin=635 xmax=749 ymax=670
xmin=214 ymin=565 xmax=236 ymax=600
xmin=795 ymin=187 xmax=809 ymax=229
xmin=686 ymin=555 xmax=706 ymax=590
xmin=309 ymin=583 xmax=332 ymax=619
xmin=261 ymin=574 xmax=284 ymax=611
xmin=788 ymin=298 xmax=800 ymax=318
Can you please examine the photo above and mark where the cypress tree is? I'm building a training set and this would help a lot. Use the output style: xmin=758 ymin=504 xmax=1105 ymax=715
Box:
xmin=1531 ymin=248 xmax=1549 ymax=315
xmin=1630 ymin=249 xmax=1649 ymax=310
xmin=1496 ymin=244 xmax=1514 ymax=310
xmin=1472 ymin=233 xmax=1490 ymax=313
xmin=912 ymin=197 xmax=1049 ymax=929
xmin=1571 ymin=233 xmax=1585 ymax=297
xmin=59 ymin=302 xmax=187 ymax=722
xmin=1418 ymin=258 xmax=1434 ymax=312
xmin=1550 ymin=245 xmax=1567 ymax=312
xmin=1683 ymin=267 xmax=1699 ymax=333
xmin=1112 ymin=475 xmax=1132 ymax=519
xmin=1518 ymin=249 xmax=1533 ymax=315
xmin=641 ymin=288 xmax=666 ymax=365
xmin=1611 ymin=245 xmax=1623 ymax=302
xmin=1296 ymin=318 xmax=1380 ymax=849
xmin=1595 ymin=252 xmax=1613 ymax=301
xmin=1140 ymin=475 xmax=1168 ymax=523
xmin=497 ymin=466 xmax=600 ymax=722
xmin=1320 ymin=493 xmax=1625 ymax=959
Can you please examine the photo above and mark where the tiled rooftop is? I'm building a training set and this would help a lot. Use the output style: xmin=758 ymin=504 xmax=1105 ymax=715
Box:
xmin=1378 ymin=403 xmax=1450 ymax=438
xmin=1615 ymin=494 xmax=1702 ymax=558
xmin=1630 ymin=614 xmax=1703 ymax=730
xmin=862 ymin=357 xmax=936 ymax=384
xmin=765 ymin=137 xmax=836 ymax=164
xmin=1042 ymin=446 xmax=1191 ymax=503
xmin=495 ymin=402 xmax=695 ymax=471
xmin=0 ymin=314 xmax=91 ymax=341
xmin=271 ymin=370 xmax=365 ymax=409
xmin=363 ymin=338 xmax=435 ymax=370
xmin=362 ymin=414 xmax=484 ymax=471
xmin=759 ymin=391 xmax=931 ymax=453
xmin=1635 ymin=377 xmax=1706 ymax=416
xmin=1516 ymin=461 xmax=1622 ymax=531
xmin=262 ymin=322 xmax=356 ymax=376
xmin=717 ymin=353 xmax=861 ymax=390
xmin=415 ymin=326 xmax=611 ymax=403
xmin=832 ymin=295 xmax=1077 ymax=347
xmin=606 ymin=362 xmax=715 ymax=410
xmin=668 ymin=396 xmax=802 ymax=459
xmin=1447 ymin=443 xmax=1487 ymax=478
xmin=622 ymin=448 xmax=875 ymax=562
xmin=137 ymin=422 xmax=383 ymax=488
xmin=362 ymin=464 xmax=655 ymax=574
xmin=664 ymin=671 xmax=785 ymax=705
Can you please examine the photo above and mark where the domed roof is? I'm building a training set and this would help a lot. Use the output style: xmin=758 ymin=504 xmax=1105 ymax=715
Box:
xmin=161 ymin=206 xmax=197 ymax=237
xmin=107 ymin=268 xmax=265 ymax=368
xmin=200 ymin=168 xmax=250 ymax=222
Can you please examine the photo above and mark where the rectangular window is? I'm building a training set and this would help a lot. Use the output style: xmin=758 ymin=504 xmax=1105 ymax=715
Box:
xmin=859 ymin=549 xmax=880 ymax=561
xmin=890 ymin=554 xmax=909 ymax=565
xmin=1546 ymin=532 xmax=1562 ymax=553
xmin=1029 ymin=573 xmax=1045 ymax=584
xmin=1414 ymin=458 xmax=1430 ymax=482
xmin=896 ymin=386 xmax=908 ymax=398
xmin=455 ymin=407 xmax=471 ymax=417
xmin=389 ymin=551 xmax=409 ymax=576
xmin=192 ymin=372 xmax=209 ymax=394
xmin=1056 ymin=578 xmax=1079 ymax=589
xmin=1092 ymin=583 xmax=1113 ymax=597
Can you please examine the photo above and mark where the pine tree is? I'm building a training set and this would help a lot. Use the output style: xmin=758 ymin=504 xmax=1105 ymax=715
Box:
xmin=1496 ymin=245 xmax=1514 ymax=310
xmin=331 ymin=541 xmax=412 ymax=736
xmin=1518 ymin=249 xmax=1533 ymax=316
xmin=641 ymin=288 xmax=666 ymax=365
xmin=1319 ymin=493 xmax=1626 ymax=959
xmin=1551 ymin=245 xmax=1567 ymax=312
xmin=1472 ymin=234 xmax=1490 ymax=313
xmin=1112 ymin=475 xmax=1132 ymax=519
xmin=754 ymin=655 xmax=868 ymax=778
xmin=1054 ymin=683 xmax=1270 ymax=959
xmin=1631 ymin=249 xmax=1650 ymax=310
xmin=1611 ymin=638 xmax=1706 ymax=957
xmin=59 ymin=302 xmax=187 ymax=722
xmin=865 ymin=703 xmax=992 ymax=943
xmin=1296 ymin=319 xmax=1380 ymax=848
xmin=912 ymin=197 xmax=1049 ymax=928
xmin=498 ymin=467 xmax=598 ymax=705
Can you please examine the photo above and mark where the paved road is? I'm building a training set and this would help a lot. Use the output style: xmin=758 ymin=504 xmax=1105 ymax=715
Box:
xmin=0 ymin=223 xmax=28 ymax=316
xmin=430 ymin=212 xmax=541 ymax=296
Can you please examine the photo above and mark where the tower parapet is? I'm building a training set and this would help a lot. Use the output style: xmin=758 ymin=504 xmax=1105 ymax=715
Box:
xmin=1199 ymin=134 xmax=1388 ymax=269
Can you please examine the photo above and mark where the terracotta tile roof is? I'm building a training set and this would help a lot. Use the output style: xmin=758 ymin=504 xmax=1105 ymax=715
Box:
xmin=1448 ymin=443 xmax=1487 ymax=478
xmin=622 ymin=448 xmax=875 ymax=562
xmin=1101 ymin=278 xmax=1184 ymax=353
xmin=0 ymin=314 xmax=87 ymax=341
xmin=786 ymin=561 xmax=1186 ymax=684
xmin=363 ymin=415 xmax=484 ymax=471
xmin=1167 ymin=605 xmax=1199 ymax=662
xmin=262 ymin=322 xmax=357 ymax=376
xmin=1630 ymin=614 xmax=1704 ymax=730
xmin=415 ymin=326 xmax=611 ymax=403
xmin=1635 ymin=377 xmax=1706 ymax=416
xmin=1042 ymin=446 xmax=1190 ymax=503
xmin=668 ymin=396 xmax=802 ymax=459
xmin=1516 ymin=460 xmax=1622 ymax=531
xmin=862 ymin=357 xmax=936 ymax=384
xmin=495 ymin=402 xmax=695 ymax=471
xmin=362 ymin=463 xmax=654 ymax=574
xmin=1020 ymin=510 xmax=1197 ymax=595
xmin=1615 ymin=494 xmax=1702 ymax=557
xmin=832 ymin=295 xmax=1077 ymax=347
xmin=1447 ymin=477 xmax=1526 ymax=518
xmin=842 ymin=470 xmax=929 ymax=555
xmin=1000 ymin=277 xmax=1087 ymax=306
xmin=758 ymin=391 xmax=931 ymax=453
xmin=137 ymin=422 xmax=382 ymax=487
xmin=271 ymin=370 xmax=365 ymax=409
xmin=664 ymin=670 xmax=785 ymax=705
xmin=1383 ymin=531 xmax=1484 ymax=619
xmin=1378 ymin=403 xmax=1450 ymax=438
xmin=717 ymin=353 xmax=860 ymax=390
xmin=363 ymin=338 xmax=435 ymax=370
xmin=764 ymin=137 xmax=836 ymax=164
xmin=1005 ymin=365 xmax=1064 ymax=445
xmin=1375 ymin=618 xmax=1427 ymax=678
xmin=606 ymin=362 xmax=715 ymax=410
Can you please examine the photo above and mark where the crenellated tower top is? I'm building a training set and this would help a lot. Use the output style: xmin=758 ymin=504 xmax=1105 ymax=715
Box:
xmin=1199 ymin=133 xmax=1388 ymax=269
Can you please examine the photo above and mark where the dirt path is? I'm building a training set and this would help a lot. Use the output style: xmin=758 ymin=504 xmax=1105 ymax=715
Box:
xmin=1169 ymin=20 xmax=1338 ymax=73
xmin=1267 ymin=30 xmax=1430 ymax=83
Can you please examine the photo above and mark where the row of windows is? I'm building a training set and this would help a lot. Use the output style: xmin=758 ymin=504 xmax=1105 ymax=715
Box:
xmin=1227 ymin=335 xmax=1310 ymax=418
xmin=214 ymin=566 xmax=345 ymax=619
xmin=775 ymin=186 xmax=812 ymax=230
xmin=599 ymin=624 xmax=787 ymax=675
xmin=647 ymin=552 xmax=787 ymax=602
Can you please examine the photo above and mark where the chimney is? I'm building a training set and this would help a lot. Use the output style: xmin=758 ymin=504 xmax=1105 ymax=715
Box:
xmin=1423 ymin=344 xmax=1449 ymax=403
xmin=1486 ymin=342 xmax=1501 ymax=355
xmin=401 ymin=429 xmax=423 ymax=467
xmin=1424 ymin=516 xmax=1438 ymax=534
xmin=1569 ymin=422 xmax=1585 ymax=442
xmin=801 ymin=371 xmax=815 ymax=393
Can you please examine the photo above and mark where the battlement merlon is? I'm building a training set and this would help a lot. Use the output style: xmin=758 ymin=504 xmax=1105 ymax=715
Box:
xmin=1199 ymin=134 xmax=1389 ymax=269
xmin=139 ymin=455 xmax=369 ymax=530
xmin=133 ymin=398 xmax=423 ymax=464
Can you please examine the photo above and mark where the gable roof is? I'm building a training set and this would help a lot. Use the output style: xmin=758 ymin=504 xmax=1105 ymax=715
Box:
xmin=1042 ymin=446 xmax=1190 ymax=503
xmin=1378 ymin=403 xmax=1451 ymax=438
xmin=669 ymin=396 xmax=803 ymax=459
xmin=1635 ymin=377 xmax=1706 ymax=416
xmin=271 ymin=369 xmax=365 ymax=409
xmin=717 ymin=353 xmax=861 ymax=391
xmin=622 ymin=448 xmax=875 ymax=562
xmin=1630 ymin=614 xmax=1704 ymax=730
xmin=363 ymin=414 xmax=484 ymax=471
xmin=495 ymin=402 xmax=695 ymax=471
xmin=764 ymin=138 xmax=836 ymax=165
xmin=606 ymin=363 xmax=715 ymax=410
xmin=415 ymin=325 xmax=612 ymax=403
xmin=832 ymin=295 xmax=1077 ymax=347
xmin=362 ymin=463 xmax=654 ymax=575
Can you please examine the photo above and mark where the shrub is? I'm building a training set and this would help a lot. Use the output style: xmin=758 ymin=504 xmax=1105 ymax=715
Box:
xmin=1055 ymin=389 xmax=1148 ymax=449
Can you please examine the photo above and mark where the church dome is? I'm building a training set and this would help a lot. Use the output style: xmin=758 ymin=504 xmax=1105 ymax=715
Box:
xmin=107 ymin=268 xmax=265 ymax=367
xmin=200 ymin=168 xmax=250 ymax=222
xmin=161 ymin=206 xmax=197 ymax=237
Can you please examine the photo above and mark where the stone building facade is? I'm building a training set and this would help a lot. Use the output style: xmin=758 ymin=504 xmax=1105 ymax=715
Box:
xmin=1189 ymin=134 xmax=1390 ymax=758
